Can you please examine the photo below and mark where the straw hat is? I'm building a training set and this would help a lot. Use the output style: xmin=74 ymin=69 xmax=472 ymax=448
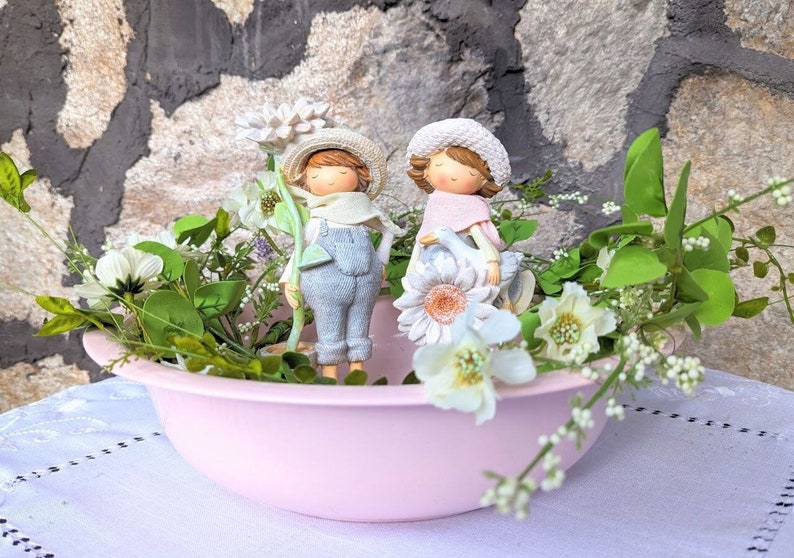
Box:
xmin=281 ymin=128 xmax=388 ymax=199
xmin=406 ymin=118 xmax=511 ymax=186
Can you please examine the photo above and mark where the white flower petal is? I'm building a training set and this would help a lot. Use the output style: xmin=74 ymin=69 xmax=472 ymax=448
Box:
xmin=491 ymin=349 xmax=537 ymax=385
xmin=413 ymin=343 xmax=456 ymax=381
xmin=479 ymin=310 xmax=521 ymax=345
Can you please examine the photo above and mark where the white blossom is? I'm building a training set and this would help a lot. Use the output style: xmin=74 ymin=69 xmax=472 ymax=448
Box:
xmin=221 ymin=171 xmax=281 ymax=233
xmin=413 ymin=309 xmax=537 ymax=425
xmin=74 ymin=247 xmax=163 ymax=308
xmin=535 ymin=282 xmax=617 ymax=363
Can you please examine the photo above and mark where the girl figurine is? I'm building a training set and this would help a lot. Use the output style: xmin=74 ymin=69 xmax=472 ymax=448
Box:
xmin=396 ymin=118 xmax=533 ymax=343
xmin=280 ymin=128 xmax=401 ymax=380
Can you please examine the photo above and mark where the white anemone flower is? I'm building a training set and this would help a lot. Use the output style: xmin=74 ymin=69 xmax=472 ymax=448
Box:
xmin=221 ymin=171 xmax=281 ymax=233
xmin=394 ymin=252 xmax=499 ymax=345
xmin=74 ymin=246 xmax=164 ymax=308
xmin=535 ymin=282 xmax=617 ymax=363
xmin=414 ymin=309 xmax=537 ymax=425
xmin=235 ymin=98 xmax=331 ymax=152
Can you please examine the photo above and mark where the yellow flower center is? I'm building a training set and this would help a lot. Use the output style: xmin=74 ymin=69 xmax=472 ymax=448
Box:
xmin=424 ymin=284 xmax=467 ymax=325
xmin=550 ymin=312 xmax=582 ymax=345
xmin=454 ymin=346 xmax=486 ymax=386
xmin=260 ymin=191 xmax=280 ymax=216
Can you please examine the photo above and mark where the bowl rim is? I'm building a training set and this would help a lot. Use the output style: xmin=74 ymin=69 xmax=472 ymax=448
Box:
xmin=83 ymin=329 xmax=597 ymax=407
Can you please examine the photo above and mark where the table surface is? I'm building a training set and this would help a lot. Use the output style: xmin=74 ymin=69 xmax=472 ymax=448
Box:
xmin=1 ymin=369 xmax=793 ymax=558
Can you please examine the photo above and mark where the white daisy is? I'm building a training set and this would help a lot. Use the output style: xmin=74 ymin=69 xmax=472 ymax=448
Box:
xmin=221 ymin=171 xmax=281 ymax=233
xmin=394 ymin=252 xmax=499 ymax=345
xmin=235 ymin=98 xmax=331 ymax=153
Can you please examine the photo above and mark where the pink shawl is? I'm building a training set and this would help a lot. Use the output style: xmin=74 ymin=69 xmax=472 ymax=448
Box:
xmin=417 ymin=190 xmax=504 ymax=250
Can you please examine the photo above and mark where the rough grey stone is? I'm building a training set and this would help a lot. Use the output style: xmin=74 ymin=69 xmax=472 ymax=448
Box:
xmin=107 ymin=3 xmax=501 ymax=243
xmin=664 ymin=73 xmax=794 ymax=389
xmin=210 ymin=0 xmax=254 ymax=24
xmin=0 ymin=130 xmax=74 ymax=326
xmin=725 ymin=0 xmax=794 ymax=59
xmin=55 ymin=0 xmax=133 ymax=148
xmin=516 ymin=0 xmax=668 ymax=171
xmin=0 ymin=355 xmax=89 ymax=414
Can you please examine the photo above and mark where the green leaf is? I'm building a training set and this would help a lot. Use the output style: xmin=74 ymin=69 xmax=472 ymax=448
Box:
xmin=0 ymin=152 xmax=31 ymax=212
xmin=372 ymin=376 xmax=388 ymax=385
xmin=735 ymin=246 xmax=749 ymax=264
xmin=601 ymin=245 xmax=667 ymax=288
xmin=756 ymin=226 xmax=776 ymax=246
xmin=690 ymin=268 xmax=735 ymax=326
xmin=498 ymin=219 xmax=538 ymax=245
xmin=215 ymin=207 xmax=231 ymax=239
xmin=732 ymin=297 xmax=769 ymax=319
xmin=274 ymin=202 xmax=295 ymax=236
xmin=685 ymin=313 xmax=702 ymax=340
xmin=753 ymin=261 xmax=769 ymax=279
xmin=663 ymin=161 xmax=690 ymax=250
xmin=588 ymin=221 xmax=654 ymax=249
xmin=537 ymin=270 xmax=562 ymax=295
xmin=20 ymin=168 xmax=37 ymax=190
xmin=134 ymin=241 xmax=184 ymax=281
xmin=183 ymin=259 xmax=200 ymax=300
xmin=175 ymin=215 xmax=217 ymax=246
xmin=645 ymin=302 xmax=701 ymax=329
xmin=141 ymin=291 xmax=204 ymax=355
xmin=344 ymin=370 xmax=368 ymax=386
xmin=517 ymin=310 xmax=542 ymax=349
xmin=675 ymin=268 xmax=708 ymax=303
xmin=683 ymin=229 xmax=729 ymax=272
xmin=548 ymin=248 xmax=581 ymax=279
xmin=194 ymin=280 xmax=247 ymax=319
xmin=699 ymin=216 xmax=733 ymax=253
xmin=293 ymin=365 xmax=318 ymax=383
xmin=282 ymin=350 xmax=311 ymax=369
xmin=36 ymin=314 xmax=89 ymax=336
xmin=35 ymin=295 xmax=80 ymax=315
xmin=623 ymin=128 xmax=667 ymax=217
xmin=402 ymin=371 xmax=420 ymax=385
xmin=620 ymin=204 xmax=639 ymax=224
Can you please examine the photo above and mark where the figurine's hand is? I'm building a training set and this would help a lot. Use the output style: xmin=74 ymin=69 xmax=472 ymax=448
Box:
xmin=486 ymin=261 xmax=500 ymax=286
xmin=284 ymin=284 xmax=301 ymax=309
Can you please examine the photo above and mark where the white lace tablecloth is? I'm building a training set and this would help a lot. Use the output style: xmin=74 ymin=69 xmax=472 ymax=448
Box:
xmin=1 ymin=370 xmax=793 ymax=558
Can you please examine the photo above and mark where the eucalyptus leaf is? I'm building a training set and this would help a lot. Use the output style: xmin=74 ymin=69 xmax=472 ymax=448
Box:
xmin=690 ymin=268 xmax=735 ymax=326
xmin=344 ymin=370 xmax=368 ymax=386
xmin=194 ymin=280 xmax=247 ymax=318
xmin=753 ymin=261 xmax=769 ymax=279
xmin=735 ymin=246 xmax=749 ymax=264
xmin=623 ymin=128 xmax=667 ymax=217
xmin=675 ymin=268 xmax=709 ymax=303
xmin=537 ymin=270 xmax=562 ymax=295
xmin=698 ymin=216 xmax=733 ymax=253
xmin=601 ymin=245 xmax=667 ymax=288
xmin=134 ymin=241 xmax=184 ymax=281
xmin=732 ymin=297 xmax=769 ymax=319
xmin=756 ymin=226 xmax=776 ymax=246
xmin=293 ymin=364 xmax=318 ymax=383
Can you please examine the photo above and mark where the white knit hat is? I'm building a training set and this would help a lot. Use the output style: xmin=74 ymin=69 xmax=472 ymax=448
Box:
xmin=281 ymin=128 xmax=388 ymax=199
xmin=406 ymin=118 xmax=511 ymax=186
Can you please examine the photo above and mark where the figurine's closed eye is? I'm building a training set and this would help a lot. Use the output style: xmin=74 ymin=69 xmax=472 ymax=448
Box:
xmin=468 ymin=171 xmax=477 ymax=177
xmin=339 ymin=170 xmax=348 ymax=174
xmin=434 ymin=162 xmax=443 ymax=167
xmin=311 ymin=174 xmax=319 ymax=179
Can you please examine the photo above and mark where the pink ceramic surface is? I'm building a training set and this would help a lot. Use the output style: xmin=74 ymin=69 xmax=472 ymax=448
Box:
xmin=83 ymin=298 xmax=607 ymax=522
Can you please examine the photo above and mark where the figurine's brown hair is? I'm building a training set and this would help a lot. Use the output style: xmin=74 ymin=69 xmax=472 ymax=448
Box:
xmin=297 ymin=149 xmax=372 ymax=193
xmin=407 ymin=146 xmax=502 ymax=198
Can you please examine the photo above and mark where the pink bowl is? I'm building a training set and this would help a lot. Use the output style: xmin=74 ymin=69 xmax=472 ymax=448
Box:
xmin=83 ymin=297 xmax=606 ymax=522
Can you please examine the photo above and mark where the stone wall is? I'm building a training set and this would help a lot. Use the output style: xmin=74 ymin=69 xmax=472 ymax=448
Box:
xmin=1 ymin=0 xmax=792 ymax=411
